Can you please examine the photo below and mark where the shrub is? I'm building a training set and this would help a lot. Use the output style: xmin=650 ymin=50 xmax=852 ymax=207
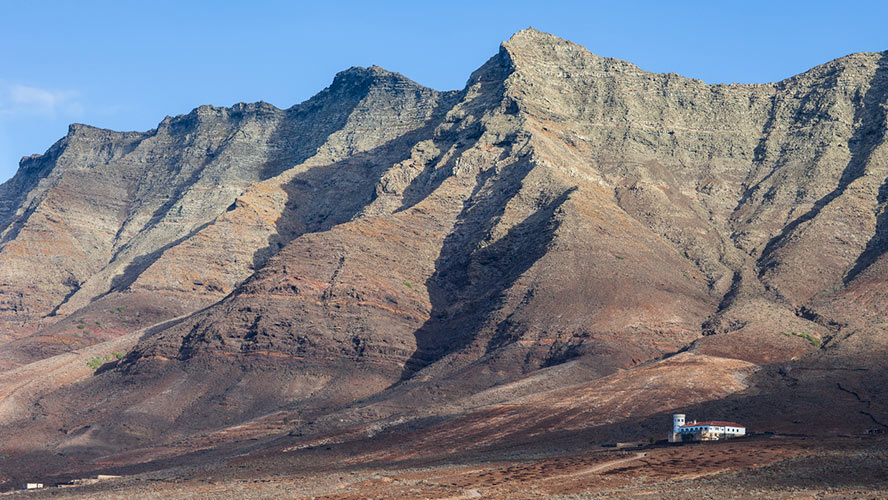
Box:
xmin=402 ymin=280 xmax=413 ymax=289
xmin=781 ymin=331 xmax=821 ymax=347
xmin=86 ymin=357 xmax=103 ymax=370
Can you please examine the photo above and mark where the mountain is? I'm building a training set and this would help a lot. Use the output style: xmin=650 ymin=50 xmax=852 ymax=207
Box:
xmin=0 ymin=28 xmax=886 ymax=493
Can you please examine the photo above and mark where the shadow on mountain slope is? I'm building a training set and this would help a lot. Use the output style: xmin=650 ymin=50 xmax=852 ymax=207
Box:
xmin=252 ymin=81 xmax=460 ymax=272
xmin=844 ymin=53 xmax=888 ymax=283
xmin=110 ymin=102 xmax=367 ymax=299
xmin=758 ymin=51 xmax=888 ymax=275
xmin=400 ymin=153 xmax=575 ymax=379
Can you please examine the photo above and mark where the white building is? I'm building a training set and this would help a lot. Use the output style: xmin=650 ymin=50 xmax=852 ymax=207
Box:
xmin=668 ymin=413 xmax=746 ymax=442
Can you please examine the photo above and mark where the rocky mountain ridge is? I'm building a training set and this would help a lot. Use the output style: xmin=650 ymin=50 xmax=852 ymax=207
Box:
xmin=0 ymin=28 xmax=886 ymax=489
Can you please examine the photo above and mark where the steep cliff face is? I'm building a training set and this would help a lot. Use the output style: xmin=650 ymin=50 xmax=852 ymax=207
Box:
xmin=1 ymin=29 xmax=887 ymax=485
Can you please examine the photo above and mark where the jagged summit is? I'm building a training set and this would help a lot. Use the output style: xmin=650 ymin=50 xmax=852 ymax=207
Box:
xmin=333 ymin=64 xmax=407 ymax=79
xmin=507 ymin=28 xmax=888 ymax=88
xmin=505 ymin=26 xmax=586 ymax=48
xmin=326 ymin=64 xmax=426 ymax=91
xmin=330 ymin=64 xmax=457 ymax=103
xmin=505 ymin=26 xmax=590 ymax=52
xmin=502 ymin=28 xmax=652 ymax=78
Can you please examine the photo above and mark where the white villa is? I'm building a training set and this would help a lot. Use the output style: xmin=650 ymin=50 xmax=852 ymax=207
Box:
xmin=668 ymin=413 xmax=746 ymax=442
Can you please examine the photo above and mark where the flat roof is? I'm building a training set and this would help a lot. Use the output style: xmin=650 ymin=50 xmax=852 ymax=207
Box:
xmin=679 ymin=421 xmax=744 ymax=428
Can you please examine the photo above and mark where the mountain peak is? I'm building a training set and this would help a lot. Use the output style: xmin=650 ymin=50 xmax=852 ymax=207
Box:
xmin=503 ymin=27 xmax=601 ymax=59
xmin=498 ymin=27 xmax=631 ymax=85
xmin=330 ymin=64 xmax=424 ymax=89
xmin=507 ymin=26 xmax=565 ymax=43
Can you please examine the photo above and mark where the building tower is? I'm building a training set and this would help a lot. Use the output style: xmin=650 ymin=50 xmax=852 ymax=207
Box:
xmin=673 ymin=413 xmax=685 ymax=433
xmin=669 ymin=413 xmax=686 ymax=442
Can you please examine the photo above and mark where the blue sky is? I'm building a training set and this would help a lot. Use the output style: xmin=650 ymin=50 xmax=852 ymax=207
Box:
xmin=2 ymin=1 xmax=887 ymax=182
